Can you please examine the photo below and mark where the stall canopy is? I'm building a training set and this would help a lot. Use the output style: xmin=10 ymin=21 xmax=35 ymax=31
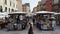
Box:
xmin=35 ymin=11 xmax=55 ymax=14
xmin=9 ymin=11 xmax=27 ymax=15
xmin=26 ymin=12 xmax=36 ymax=17
xmin=0 ymin=12 xmax=8 ymax=18
xmin=54 ymin=13 xmax=60 ymax=15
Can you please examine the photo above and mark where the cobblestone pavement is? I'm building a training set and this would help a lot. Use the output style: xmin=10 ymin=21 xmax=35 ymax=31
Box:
xmin=0 ymin=26 xmax=60 ymax=34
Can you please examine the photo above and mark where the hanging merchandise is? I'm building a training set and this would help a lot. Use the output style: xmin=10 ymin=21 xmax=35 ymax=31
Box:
xmin=19 ymin=15 xmax=23 ymax=20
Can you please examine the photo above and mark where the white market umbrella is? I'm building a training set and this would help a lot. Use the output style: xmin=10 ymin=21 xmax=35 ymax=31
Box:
xmin=35 ymin=11 xmax=55 ymax=14
xmin=9 ymin=11 xmax=27 ymax=14
xmin=0 ymin=12 xmax=9 ymax=18
xmin=54 ymin=13 xmax=60 ymax=15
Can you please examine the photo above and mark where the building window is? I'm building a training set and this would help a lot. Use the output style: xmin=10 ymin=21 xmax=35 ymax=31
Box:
xmin=59 ymin=0 xmax=60 ymax=3
xmin=5 ymin=7 xmax=7 ymax=12
xmin=0 ymin=6 xmax=2 ymax=12
xmin=16 ymin=5 xmax=18 ymax=8
xmin=12 ymin=9 xmax=14 ymax=12
xmin=10 ymin=1 xmax=11 ymax=6
xmin=16 ymin=0 xmax=18 ymax=1
xmin=9 ymin=8 xmax=10 ymax=12
xmin=52 ymin=0 xmax=54 ymax=4
xmin=5 ymin=0 xmax=7 ymax=5
xmin=13 ymin=3 xmax=15 ymax=7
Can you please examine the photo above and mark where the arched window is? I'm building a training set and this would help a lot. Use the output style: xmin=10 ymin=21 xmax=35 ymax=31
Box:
xmin=5 ymin=7 xmax=7 ymax=12
xmin=5 ymin=0 xmax=7 ymax=5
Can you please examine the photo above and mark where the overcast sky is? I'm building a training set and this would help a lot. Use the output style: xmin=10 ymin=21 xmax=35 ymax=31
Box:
xmin=22 ymin=0 xmax=41 ymax=12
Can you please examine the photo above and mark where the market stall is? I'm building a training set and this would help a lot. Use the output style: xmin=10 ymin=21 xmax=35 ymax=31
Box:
xmin=0 ymin=12 xmax=8 ymax=29
xmin=54 ymin=13 xmax=60 ymax=26
xmin=7 ymin=11 xmax=27 ymax=31
xmin=34 ymin=11 xmax=55 ymax=30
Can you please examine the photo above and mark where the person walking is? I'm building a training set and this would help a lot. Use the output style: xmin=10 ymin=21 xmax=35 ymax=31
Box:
xmin=38 ymin=20 xmax=42 ymax=30
xmin=52 ymin=19 xmax=56 ymax=30
xmin=28 ymin=23 xmax=34 ymax=34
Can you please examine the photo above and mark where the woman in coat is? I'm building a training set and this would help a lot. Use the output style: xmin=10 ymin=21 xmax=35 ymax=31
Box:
xmin=28 ymin=23 xmax=34 ymax=34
